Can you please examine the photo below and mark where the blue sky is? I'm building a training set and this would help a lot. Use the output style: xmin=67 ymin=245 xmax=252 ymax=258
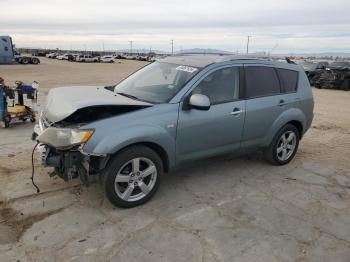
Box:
xmin=2 ymin=0 xmax=350 ymax=53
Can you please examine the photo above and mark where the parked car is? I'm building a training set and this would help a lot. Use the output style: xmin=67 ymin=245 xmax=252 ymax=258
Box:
xmin=328 ymin=61 xmax=350 ymax=69
xmin=69 ymin=54 xmax=80 ymax=61
xmin=137 ymin=55 xmax=148 ymax=61
xmin=315 ymin=61 xmax=329 ymax=69
xmin=125 ymin=54 xmax=137 ymax=60
xmin=32 ymin=55 xmax=314 ymax=208
xmin=76 ymin=54 xmax=100 ymax=62
xmin=100 ymin=56 xmax=115 ymax=63
xmin=299 ymin=61 xmax=330 ymax=81
xmin=56 ymin=53 xmax=71 ymax=60
xmin=46 ymin=53 xmax=58 ymax=59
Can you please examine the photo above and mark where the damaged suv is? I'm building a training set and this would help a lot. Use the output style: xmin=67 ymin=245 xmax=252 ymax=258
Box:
xmin=33 ymin=55 xmax=314 ymax=207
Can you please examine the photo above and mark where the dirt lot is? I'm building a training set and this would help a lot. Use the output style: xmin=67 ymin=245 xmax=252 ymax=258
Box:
xmin=1 ymin=58 xmax=350 ymax=261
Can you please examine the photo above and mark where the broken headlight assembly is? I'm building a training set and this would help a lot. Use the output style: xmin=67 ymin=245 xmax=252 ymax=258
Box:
xmin=37 ymin=127 xmax=94 ymax=149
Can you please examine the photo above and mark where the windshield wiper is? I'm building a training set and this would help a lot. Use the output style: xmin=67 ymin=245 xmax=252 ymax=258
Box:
xmin=116 ymin=92 xmax=140 ymax=101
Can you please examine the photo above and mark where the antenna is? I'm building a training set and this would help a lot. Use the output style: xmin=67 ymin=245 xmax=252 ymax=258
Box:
xmin=268 ymin=43 xmax=279 ymax=56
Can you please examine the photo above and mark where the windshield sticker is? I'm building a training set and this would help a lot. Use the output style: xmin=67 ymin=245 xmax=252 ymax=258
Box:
xmin=176 ymin=65 xmax=198 ymax=73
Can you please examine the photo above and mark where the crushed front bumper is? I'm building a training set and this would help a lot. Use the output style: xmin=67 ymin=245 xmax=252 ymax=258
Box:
xmin=32 ymin=115 xmax=89 ymax=183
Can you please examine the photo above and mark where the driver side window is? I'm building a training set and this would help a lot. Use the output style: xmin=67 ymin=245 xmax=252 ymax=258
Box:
xmin=193 ymin=67 xmax=239 ymax=104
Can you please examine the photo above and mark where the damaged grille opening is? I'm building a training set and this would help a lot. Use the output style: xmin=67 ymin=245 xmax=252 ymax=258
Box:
xmin=56 ymin=105 xmax=149 ymax=127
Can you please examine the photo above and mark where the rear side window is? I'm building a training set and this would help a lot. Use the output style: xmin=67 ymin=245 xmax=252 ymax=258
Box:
xmin=245 ymin=66 xmax=280 ymax=98
xmin=277 ymin=68 xmax=298 ymax=93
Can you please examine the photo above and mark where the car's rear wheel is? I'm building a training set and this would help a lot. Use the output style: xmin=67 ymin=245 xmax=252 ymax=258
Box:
xmin=103 ymin=145 xmax=163 ymax=208
xmin=266 ymin=124 xmax=299 ymax=165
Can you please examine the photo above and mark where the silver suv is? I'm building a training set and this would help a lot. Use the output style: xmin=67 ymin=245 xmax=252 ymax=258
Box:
xmin=33 ymin=55 xmax=314 ymax=207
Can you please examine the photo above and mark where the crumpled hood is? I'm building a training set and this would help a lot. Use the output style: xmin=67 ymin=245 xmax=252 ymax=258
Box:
xmin=43 ymin=86 xmax=152 ymax=123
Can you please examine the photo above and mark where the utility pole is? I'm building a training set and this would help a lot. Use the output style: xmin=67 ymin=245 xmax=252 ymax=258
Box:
xmin=246 ymin=36 xmax=251 ymax=54
xmin=171 ymin=39 xmax=174 ymax=55
xmin=129 ymin=41 xmax=133 ymax=54
xmin=102 ymin=43 xmax=105 ymax=52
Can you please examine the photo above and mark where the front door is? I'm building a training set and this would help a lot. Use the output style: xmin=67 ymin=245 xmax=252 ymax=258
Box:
xmin=176 ymin=66 xmax=245 ymax=163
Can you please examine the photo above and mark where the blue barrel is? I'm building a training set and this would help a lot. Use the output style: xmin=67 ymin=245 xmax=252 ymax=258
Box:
xmin=0 ymin=87 xmax=4 ymax=121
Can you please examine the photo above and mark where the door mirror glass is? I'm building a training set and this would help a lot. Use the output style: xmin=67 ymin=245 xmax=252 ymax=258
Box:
xmin=189 ymin=94 xmax=210 ymax=110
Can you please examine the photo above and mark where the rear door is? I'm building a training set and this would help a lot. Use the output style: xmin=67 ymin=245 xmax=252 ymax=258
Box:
xmin=241 ymin=65 xmax=286 ymax=148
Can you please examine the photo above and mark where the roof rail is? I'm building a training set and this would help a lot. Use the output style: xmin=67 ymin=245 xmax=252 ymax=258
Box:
xmin=222 ymin=55 xmax=297 ymax=64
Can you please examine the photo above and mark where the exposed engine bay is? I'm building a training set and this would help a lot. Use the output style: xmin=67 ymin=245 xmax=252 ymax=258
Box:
xmin=32 ymin=85 xmax=152 ymax=185
xmin=55 ymin=105 xmax=148 ymax=127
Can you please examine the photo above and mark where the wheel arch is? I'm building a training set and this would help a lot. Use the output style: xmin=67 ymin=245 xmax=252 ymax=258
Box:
xmin=262 ymin=108 xmax=306 ymax=147
xmin=112 ymin=142 xmax=170 ymax=173
xmin=287 ymin=120 xmax=303 ymax=139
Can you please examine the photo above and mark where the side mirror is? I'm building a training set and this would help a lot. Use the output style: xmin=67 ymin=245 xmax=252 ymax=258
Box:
xmin=188 ymin=94 xmax=210 ymax=111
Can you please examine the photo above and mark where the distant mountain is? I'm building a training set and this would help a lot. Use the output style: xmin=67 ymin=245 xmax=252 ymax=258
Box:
xmin=176 ymin=48 xmax=233 ymax=55
xmin=116 ymin=48 xmax=169 ymax=54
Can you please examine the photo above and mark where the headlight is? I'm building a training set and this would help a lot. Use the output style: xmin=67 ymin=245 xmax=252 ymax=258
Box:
xmin=37 ymin=128 xmax=94 ymax=148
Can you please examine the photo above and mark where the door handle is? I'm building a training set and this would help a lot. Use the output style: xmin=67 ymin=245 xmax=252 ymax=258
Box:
xmin=278 ymin=99 xmax=287 ymax=106
xmin=230 ymin=108 xmax=243 ymax=116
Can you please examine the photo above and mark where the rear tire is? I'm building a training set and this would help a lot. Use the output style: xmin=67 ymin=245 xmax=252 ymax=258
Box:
xmin=31 ymin=58 xmax=40 ymax=64
xmin=265 ymin=124 xmax=300 ymax=165
xmin=21 ymin=58 xmax=29 ymax=64
xmin=341 ymin=79 xmax=350 ymax=91
xmin=103 ymin=145 xmax=163 ymax=208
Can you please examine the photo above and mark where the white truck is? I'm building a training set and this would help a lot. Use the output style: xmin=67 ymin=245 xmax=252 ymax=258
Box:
xmin=76 ymin=54 xmax=100 ymax=62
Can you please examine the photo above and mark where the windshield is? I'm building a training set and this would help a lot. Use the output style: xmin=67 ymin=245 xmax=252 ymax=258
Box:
xmin=114 ymin=62 xmax=200 ymax=103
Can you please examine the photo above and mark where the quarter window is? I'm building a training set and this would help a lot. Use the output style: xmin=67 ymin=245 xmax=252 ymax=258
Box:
xmin=245 ymin=66 xmax=280 ymax=98
xmin=193 ymin=67 xmax=239 ymax=104
xmin=277 ymin=68 xmax=298 ymax=93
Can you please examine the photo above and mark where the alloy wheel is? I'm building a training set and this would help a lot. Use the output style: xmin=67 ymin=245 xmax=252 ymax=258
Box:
xmin=114 ymin=157 xmax=157 ymax=202
xmin=276 ymin=131 xmax=297 ymax=161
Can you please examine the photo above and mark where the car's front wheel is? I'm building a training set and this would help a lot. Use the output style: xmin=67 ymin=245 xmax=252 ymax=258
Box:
xmin=103 ymin=145 xmax=163 ymax=208
xmin=266 ymin=124 xmax=300 ymax=165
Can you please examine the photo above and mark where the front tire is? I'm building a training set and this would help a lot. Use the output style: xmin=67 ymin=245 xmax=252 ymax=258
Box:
xmin=265 ymin=124 xmax=300 ymax=165
xmin=103 ymin=145 xmax=163 ymax=208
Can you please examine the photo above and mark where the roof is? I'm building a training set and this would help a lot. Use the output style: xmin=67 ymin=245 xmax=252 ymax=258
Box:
xmin=160 ymin=55 xmax=227 ymax=67
xmin=160 ymin=54 xmax=299 ymax=69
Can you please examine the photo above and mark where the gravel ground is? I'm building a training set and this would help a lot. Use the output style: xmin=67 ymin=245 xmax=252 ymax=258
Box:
xmin=0 ymin=58 xmax=350 ymax=262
